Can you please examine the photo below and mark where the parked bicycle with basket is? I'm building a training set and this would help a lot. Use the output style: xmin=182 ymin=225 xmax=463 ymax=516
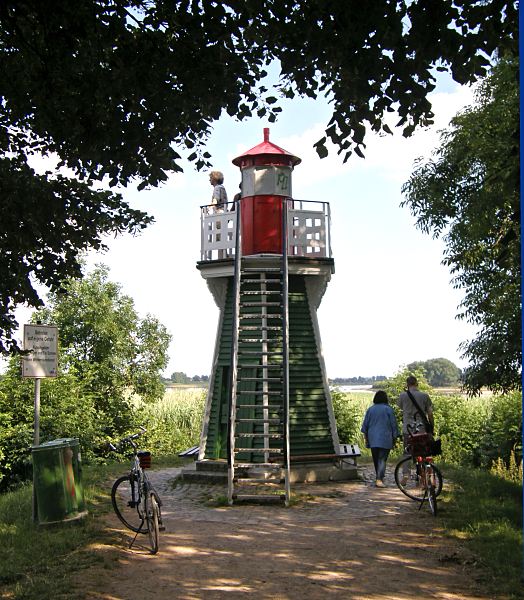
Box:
xmin=110 ymin=427 xmax=164 ymax=554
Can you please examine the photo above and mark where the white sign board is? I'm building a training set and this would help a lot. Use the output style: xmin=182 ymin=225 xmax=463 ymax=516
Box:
xmin=22 ymin=324 xmax=58 ymax=378
xmin=242 ymin=166 xmax=292 ymax=197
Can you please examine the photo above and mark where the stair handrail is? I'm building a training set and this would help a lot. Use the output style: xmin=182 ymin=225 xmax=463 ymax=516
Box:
xmin=282 ymin=198 xmax=291 ymax=505
xmin=227 ymin=198 xmax=242 ymax=505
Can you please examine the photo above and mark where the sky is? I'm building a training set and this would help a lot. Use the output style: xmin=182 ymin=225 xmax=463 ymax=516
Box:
xmin=17 ymin=72 xmax=478 ymax=380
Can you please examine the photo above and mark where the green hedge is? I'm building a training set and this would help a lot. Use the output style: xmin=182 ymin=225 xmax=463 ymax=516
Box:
xmin=331 ymin=388 xmax=522 ymax=468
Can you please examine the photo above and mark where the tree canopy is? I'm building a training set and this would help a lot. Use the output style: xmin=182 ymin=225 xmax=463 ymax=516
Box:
xmin=0 ymin=0 xmax=518 ymax=353
xmin=0 ymin=265 xmax=171 ymax=489
xmin=401 ymin=57 xmax=520 ymax=394
xmin=37 ymin=265 xmax=171 ymax=406
xmin=406 ymin=358 xmax=461 ymax=387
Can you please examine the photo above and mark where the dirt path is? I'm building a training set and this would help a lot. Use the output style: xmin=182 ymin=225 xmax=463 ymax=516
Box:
xmin=77 ymin=465 xmax=492 ymax=600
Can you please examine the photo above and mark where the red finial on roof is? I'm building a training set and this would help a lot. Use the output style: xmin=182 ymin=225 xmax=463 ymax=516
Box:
xmin=232 ymin=128 xmax=301 ymax=167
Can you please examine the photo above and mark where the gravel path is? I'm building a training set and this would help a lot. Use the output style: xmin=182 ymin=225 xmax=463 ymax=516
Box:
xmin=77 ymin=463 xmax=493 ymax=600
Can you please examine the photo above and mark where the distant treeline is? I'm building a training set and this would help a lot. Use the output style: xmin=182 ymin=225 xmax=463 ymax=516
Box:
xmin=164 ymin=372 xmax=210 ymax=384
xmin=330 ymin=376 xmax=387 ymax=386
xmin=331 ymin=359 xmax=462 ymax=388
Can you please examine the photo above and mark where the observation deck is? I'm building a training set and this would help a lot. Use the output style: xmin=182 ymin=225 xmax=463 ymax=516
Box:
xmin=197 ymin=198 xmax=334 ymax=309
xmin=200 ymin=199 xmax=331 ymax=262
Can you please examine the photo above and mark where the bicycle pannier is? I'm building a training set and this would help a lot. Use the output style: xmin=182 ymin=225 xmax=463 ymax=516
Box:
xmin=407 ymin=432 xmax=431 ymax=456
xmin=429 ymin=438 xmax=442 ymax=456
xmin=137 ymin=451 xmax=152 ymax=469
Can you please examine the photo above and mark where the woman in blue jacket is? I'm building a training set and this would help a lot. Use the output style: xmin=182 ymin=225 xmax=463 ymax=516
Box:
xmin=361 ymin=390 xmax=399 ymax=487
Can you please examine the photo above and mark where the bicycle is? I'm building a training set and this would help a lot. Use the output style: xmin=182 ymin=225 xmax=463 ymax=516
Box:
xmin=394 ymin=425 xmax=443 ymax=516
xmin=110 ymin=427 xmax=164 ymax=554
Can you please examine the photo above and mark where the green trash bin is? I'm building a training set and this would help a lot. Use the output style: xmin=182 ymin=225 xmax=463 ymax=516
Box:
xmin=32 ymin=438 xmax=88 ymax=525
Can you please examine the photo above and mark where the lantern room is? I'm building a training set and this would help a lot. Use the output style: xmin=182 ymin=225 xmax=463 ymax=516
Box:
xmin=232 ymin=127 xmax=301 ymax=255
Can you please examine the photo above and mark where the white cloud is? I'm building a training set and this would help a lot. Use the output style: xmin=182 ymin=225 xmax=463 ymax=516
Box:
xmin=275 ymin=83 xmax=475 ymax=191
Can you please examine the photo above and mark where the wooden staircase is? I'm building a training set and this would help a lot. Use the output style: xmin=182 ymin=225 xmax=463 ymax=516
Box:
xmin=227 ymin=202 xmax=291 ymax=505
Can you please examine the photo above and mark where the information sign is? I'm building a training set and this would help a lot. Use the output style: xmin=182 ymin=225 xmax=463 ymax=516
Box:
xmin=22 ymin=324 xmax=58 ymax=378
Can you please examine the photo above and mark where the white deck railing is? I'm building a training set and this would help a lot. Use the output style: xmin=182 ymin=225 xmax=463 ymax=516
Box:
xmin=200 ymin=199 xmax=331 ymax=261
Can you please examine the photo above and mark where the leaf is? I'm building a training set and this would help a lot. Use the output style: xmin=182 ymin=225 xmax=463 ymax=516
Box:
xmin=314 ymin=137 xmax=329 ymax=159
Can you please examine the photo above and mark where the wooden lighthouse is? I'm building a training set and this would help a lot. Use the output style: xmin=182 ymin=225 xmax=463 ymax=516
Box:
xmin=197 ymin=129 xmax=352 ymax=504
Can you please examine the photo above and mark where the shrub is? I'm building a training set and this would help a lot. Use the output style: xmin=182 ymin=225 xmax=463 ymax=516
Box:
xmin=478 ymin=391 xmax=522 ymax=468
xmin=432 ymin=394 xmax=490 ymax=465
xmin=0 ymin=359 xmax=141 ymax=491
xmin=490 ymin=449 xmax=523 ymax=484
xmin=331 ymin=390 xmax=372 ymax=451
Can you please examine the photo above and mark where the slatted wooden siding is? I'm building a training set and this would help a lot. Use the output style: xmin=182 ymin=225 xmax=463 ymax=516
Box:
xmin=288 ymin=275 xmax=335 ymax=456
xmin=204 ymin=274 xmax=336 ymax=460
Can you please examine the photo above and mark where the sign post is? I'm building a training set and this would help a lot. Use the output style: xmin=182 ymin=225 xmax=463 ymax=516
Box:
xmin=22 ymin=323 xmax=58 ymax=521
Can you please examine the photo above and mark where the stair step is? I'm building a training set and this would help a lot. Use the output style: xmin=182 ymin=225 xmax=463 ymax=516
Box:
xmin=241 ymin=290 xmax=281 ymax=295
xmin=234 ymin=477 xmax=283 ymax=484
xmin=237 ymin=377 xmax=283 ymax=382
xmin=232 ymin=494 xmax=286 ymax=503
xmin=241 ymin=280 xmax=282 ymax=285
xmin=238 ymin=364 xmax=282 ymax=369
xmin=240 ymin=301 xmax=282 ymax=307
xmin=238 ymin=338 xmax=282 ymax=343
xmin=239 ymin=314 xmax=283 ymax=320
xmin=236 ymin=406 xmax=282 ymax=412
xmin=234 ymin=462 xmax=283 ymax=470
xmin=238 ymin=326 xmax=283 ymax=332
xmin=236 ymin=391 xmax=281 ymax=396
xmin=235 ymin=432 xmax=283 ymax=438
xmin=235 ymin=447 xmax=283 ymax=453
xmin=238 ymin=350 xmax=283 ymax=356
xmin=241 ymin=267 xmax=282 ymax=273
xmin=235 ymin=418 xmax=282 ymax=424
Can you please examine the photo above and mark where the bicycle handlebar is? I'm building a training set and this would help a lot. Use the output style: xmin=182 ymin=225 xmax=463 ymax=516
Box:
xmin=110 ymin=427 xmax=147 ymax=452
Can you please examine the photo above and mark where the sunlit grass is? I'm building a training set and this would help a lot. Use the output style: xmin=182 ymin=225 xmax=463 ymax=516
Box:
xmin=440 ymin=464 xmax=523 ymax=599
xmin=0 ymin=467 xmax=116 ymax=600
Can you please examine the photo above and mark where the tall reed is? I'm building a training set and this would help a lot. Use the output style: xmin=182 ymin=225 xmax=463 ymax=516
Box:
xmin=138 ymin=388 xmax=206 ymax=456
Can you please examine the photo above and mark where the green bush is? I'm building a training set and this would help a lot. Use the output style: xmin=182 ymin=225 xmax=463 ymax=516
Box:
xmin=330 ymin=386 xmax=522 ymax=470
xmin=431 ymin=391 xmax=522 ymax=467
xmin=331 ymin=390 xmax=371 ymax=450
xmin=479 ymin=391 xmax=522 ymax=468
xmin=490 ymin=450 xmax=523 ymax=484
xmin=0 ymin=360 xmax=141 ymax=491
xmin=432 ymin=394 xmax=491 ymax=465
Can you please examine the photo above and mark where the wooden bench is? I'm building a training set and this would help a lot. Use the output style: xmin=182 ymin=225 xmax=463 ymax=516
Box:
xmin=177 ymin=443 xmax=361 ymax=466
xmin=178 ymin=445 xmax=199 ymax=459
xmin=337 ymin=443 xmax=361 ymax=466
xmin=283 ymin=443 xmax=361 ymax=467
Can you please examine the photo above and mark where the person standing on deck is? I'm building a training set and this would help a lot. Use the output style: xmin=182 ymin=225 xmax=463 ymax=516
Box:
xmin=209 ymin=170 xmax=228 ymax=212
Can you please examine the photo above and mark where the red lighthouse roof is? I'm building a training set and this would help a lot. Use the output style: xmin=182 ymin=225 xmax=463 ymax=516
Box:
xmin=232 ymin=128 xmax=301 ymax=167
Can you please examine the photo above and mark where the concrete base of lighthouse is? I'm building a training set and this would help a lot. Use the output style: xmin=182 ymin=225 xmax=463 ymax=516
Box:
xmin=179 ymin=458 xmax=358 ymax=484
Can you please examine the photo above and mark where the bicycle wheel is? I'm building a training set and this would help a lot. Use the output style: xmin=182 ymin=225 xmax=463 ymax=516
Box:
xmin=145 ymin=492 xmax=160 ymax=554
xmin=428 ymin=463 xmax=443 ymax=497
xmin=111 ymin=475 xmax=146 ymax=533
xmin=427 ymin=480 xmax=437 ymax=516
xmin=394 ymin=457 xmax=442 ymax=502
